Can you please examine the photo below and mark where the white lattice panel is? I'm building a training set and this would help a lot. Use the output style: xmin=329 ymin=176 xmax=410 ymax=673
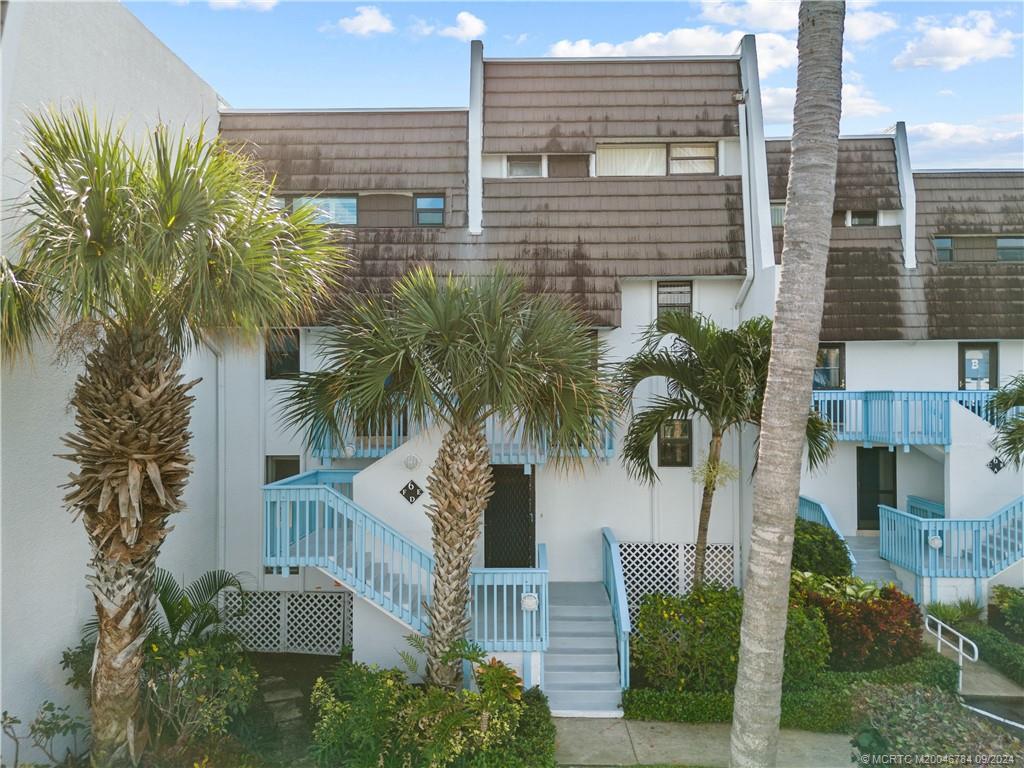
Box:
xmin=224 ymin=590 xmax=352 ymax=655
xmin=620 ymin=541 xmax=736 ymax=622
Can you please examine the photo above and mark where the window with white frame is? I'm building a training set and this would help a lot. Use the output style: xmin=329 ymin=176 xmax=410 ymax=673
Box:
xmin=669 ymin=143 xmax=717 ymax=174
xmin=507 ymin=155 xmax=543 ymax=177
xmin=657 ymin=281 xmax=693 ymax=319
xmin=596 ymin=144 xmax=666 ymax=176
xmin=770 ymin=202 xmax=786 ymax=227
xmin=293 ymin=196 xmax=357 ymax=225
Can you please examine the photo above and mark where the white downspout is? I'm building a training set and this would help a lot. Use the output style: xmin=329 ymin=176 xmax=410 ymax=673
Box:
xmin=893 ymin=121 xmax=917 ymax=268
xmin=202 ymin=336 xmax=227 ymax=574
xmin=735 ymin=102 xmax=755 ymax=309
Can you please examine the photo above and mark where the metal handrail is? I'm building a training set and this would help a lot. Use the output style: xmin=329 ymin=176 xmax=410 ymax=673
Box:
xmin=601 ymin=527 xmax=631 ymax=690
xmin=925 ymin=614 xmax=978 ymax=692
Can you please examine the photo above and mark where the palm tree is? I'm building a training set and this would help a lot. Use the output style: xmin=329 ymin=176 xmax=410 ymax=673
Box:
xmin=991 ymin=374 xmax=1024 ymax=469
xmin=151 ymin=568 xmax=246 ymax=645
xmin=1 ymin=108 xmax=342 ymax=766
xmin=282 ymin=268 xmax=612 ymax=687
xmin=730 ymin=3 xmax=846 ymax=767
xmin=616 ymin=312 xmax=833 ymax=588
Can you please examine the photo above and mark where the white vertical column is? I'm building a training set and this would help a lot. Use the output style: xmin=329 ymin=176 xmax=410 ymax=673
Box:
xmin=468 ymin=39 xmax=484 ymax=235
xmin=893 ymin=121 xmax=917 ymax=268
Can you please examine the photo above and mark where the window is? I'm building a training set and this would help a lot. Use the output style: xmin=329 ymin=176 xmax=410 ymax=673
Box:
xmin=293 ymin=196 xmax=357 ymax=225
xmin=414 ymin=195 xmax=445 ymax=226
xmin=934 ymin=237 xmax=954 ymax=262
xmin=770 ymin=202 xmax=786 ymax=227
xmin=507 ymin=156 xmax=542 ymax=177
xmin=658 ymin=419 xmax=692 ymax=467
xmin=996 ymin=237 xmax=1024 ymax=262
xmin=265 ymin=329 xmax=300 ymax=379
xmin=596 ymin=144 xmax=666 ymax=176
xmin=657 ymin=281 xmax=693 ymax=319
xmin=547 ymin=154 xmax=590 ymax=178
xmin=959 ymin=343 xmax=998 ymax=391
xmin=851 ymin=211 xmax=877 ymax=227
xmin=669 ymin=143 xmax=717 ymax=175
xmin=813 ymin=344 xmax=845 ymax=390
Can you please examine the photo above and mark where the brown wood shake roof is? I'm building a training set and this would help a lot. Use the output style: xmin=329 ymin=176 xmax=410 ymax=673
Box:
xmin=482 ymin=59 xmax=743 ymax=154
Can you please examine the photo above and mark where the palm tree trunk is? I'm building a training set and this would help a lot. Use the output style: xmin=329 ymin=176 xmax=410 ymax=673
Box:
xmin=730 ymin=4 xmax=845 ymax=767
xmin=61 ymin=325 xmax=196 ymax=766
xmin=424 ymin=419 xmax=494 ymax=687
xmin=693 ymin=432 xmax=723 ymax=589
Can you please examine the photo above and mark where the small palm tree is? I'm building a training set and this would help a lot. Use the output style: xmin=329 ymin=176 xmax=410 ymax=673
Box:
xmin=991 ymin=374 xmax=1024 ymax=469
xmin=283 ymin=268 xmax=612 ymax=687
xmin=2 ymin=108 xmax=342 ymax=766
xmin=617 ymin=312 xmax=833 ymax=588
xmin=151 ymin=569 xmax=246 ymax=645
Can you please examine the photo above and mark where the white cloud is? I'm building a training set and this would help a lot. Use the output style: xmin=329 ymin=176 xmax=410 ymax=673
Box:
xmin=759 ymin=82 xmax=889 ymax=125
xmin=410 ymin=18 xmax=436 ymax=36
xmin=504 ymin=32 xmax=530 ymax=46
xmin=699 ymin=0 xmax=799 ymax=32
xmin=326 ymin=6 xmax=394 ymax=37
xmin=549 ymin=27 xmax=797 ymax=76
xmin=908 ymin=117 xmax=1024 ymax=167
xmin=439 ymin=11 xmax=486 ymax=42
xmin=845 ymin=10 xmax=899 ymax=43
xmin=893 ymin=11 xmax=1016 ymax=71
xmin=209 ymin=0 xmax=277 ymax=9
xmin=938 ymin=88 xmax=955 ymax=97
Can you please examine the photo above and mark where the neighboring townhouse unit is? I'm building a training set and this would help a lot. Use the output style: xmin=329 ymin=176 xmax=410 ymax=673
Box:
xmin=215 ymin=41 xmax=1023 ymax=715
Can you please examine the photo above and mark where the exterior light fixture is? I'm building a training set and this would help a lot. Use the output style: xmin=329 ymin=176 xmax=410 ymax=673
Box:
xmin=520 ymin=593 xmax=539 ymax=612
xmin=928 ymin=535 xmax=943 ymax=550
xmin=404 ymin=454 xmax=421 ymax=471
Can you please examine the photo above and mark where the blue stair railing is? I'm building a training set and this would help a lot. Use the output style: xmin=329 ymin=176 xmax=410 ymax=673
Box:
xmin=264 ymin=470 xmax=549 ymax=652
xmin=601 ymin=527 xmax=631 ymax=690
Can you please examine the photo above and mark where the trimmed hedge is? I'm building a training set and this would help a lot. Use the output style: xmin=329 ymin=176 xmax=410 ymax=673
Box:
xmin=622 ymin=651 xmax=958 ymax=733
xmin=791 ymin=519 xmax=852 ymax=577
xmin=956 ymin=621 xmax=1024 ymax=686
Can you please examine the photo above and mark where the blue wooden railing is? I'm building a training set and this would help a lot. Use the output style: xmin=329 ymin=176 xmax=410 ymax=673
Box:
xmin=601 ymin=527 xmax=631 ymax=690
xmin=880 ymin=496 xmax=1024 ymax=579
xmin=906 ymin=495 xmax=945 ymax=520
xmin=264 ymin=471 xmax=549 ymax=652
xmin=811 ymin=390 xmax=996 ymax=447
xmin=797 ymin=495 xmax=857 ymax=567
xmin=312 ymin=414 xmax=615 ymax=464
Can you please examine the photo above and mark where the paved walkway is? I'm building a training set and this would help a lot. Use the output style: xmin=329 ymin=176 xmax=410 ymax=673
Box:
xmin=936 ymin=644 xmax=1024 ymax=701
xmin=554 ymin=718 xmax=851 ymax=767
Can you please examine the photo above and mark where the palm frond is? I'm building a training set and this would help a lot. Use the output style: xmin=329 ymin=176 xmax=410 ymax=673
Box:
xmin=0 ymin=259 xmax=53 ymax=360
xmin=990 ymin=375 xmax=1024 ymax=469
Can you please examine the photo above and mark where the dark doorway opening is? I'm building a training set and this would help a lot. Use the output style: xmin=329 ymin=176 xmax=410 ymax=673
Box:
xmin=856 ymin=447 xmax=897 ymax=531
xmin=484 ymin=465 xmax=535 ymax=568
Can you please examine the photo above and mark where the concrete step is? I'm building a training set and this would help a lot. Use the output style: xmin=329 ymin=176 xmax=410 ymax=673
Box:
xmin=547 ymin=689 xmax=621 ymax=713
xmin=262 ymin=686 xmax=304 ymax=705
xmin=549 ymin=582 xmax=610 ymax=607
xmin=550 ymin=625 xmax=616 ymax=639
xmin=550 ymin=634 xmax=617 ymax=651
xmin=550 ymin=604 xmax=611 ymax=619
xmin=545 ymin=667 xmax=620 ymax=686
xmin=545 ymin=651 xmax=619 ymax=669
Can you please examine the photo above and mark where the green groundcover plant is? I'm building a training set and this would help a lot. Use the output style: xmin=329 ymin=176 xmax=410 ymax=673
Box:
xmin=790 ymin=518 xmax=852 ymax=577
xmin=990 ymin=585 xmax=1024 ymax=639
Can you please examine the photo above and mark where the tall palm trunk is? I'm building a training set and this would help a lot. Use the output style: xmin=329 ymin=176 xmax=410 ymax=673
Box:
xmin=730 ymin=3 xmax=845 ymax=767
xmin=693 ymin=431 xmax=723 ymax=589
xmin=424 ymin=419 xmax=494 ymax=687
xmin=61 ymin=325 xmax=197 ymax=766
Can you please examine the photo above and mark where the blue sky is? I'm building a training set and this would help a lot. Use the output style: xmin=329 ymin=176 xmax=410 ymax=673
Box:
xmin=127 ymin=1 xmax=1024 ymax=168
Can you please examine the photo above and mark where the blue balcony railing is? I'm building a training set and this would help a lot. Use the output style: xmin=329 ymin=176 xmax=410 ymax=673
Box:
xmin=906 ymin=495 xmax=945 ymax=519
xmin=811 ymin=390 xmax=996 ymax=447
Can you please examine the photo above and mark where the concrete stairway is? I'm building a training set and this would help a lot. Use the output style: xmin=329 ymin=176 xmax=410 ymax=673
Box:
xmin=847 ymin=536 xmax=901 ymax=588
xmin=544 ymin=582 xmax=622 ymax=716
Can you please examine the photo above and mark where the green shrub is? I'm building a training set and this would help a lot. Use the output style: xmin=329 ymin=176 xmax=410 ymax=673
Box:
xmin=623 ymin=650 xmax=958 ymax=733
xmin=631 ymin=587 xmax=829 ymax=693
xmin=796 ymin=576 xmax=922 ymax=671
xmin=791 ymin=519 xmax=852 ymax=577
xmin=310 ymin=657 xmax=553 ymax=768
xmin=990 ymin=585 xmax=1024 ymax=639
xmin=956 ymin=621 xmax=1024 ymax=686
xmin=851 ymin=683 xmax=1023 ymax=759
xmin=925 ymin=599 xmax=983 ymax=626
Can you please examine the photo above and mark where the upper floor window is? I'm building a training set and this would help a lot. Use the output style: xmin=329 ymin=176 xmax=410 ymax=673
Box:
xmin=657 ymin=281 xmax=693 ymax=320
xmin=813 ymin=344 xmax=845 ymax=390
xmin=414 ymin=195 xmax=445 ymax=226
xmin=850 ymin=211 xmax=877 ymax=227
xmin=658 ymin=419 xmax=692 ymax=467
xmin=266 ymin=329 xmax=300 ymax=380
xmin=547 ymin=154 xmax=590 ymax=178
xmin=934 ymin=237 xmax=954 ymax=262
xmin=959 ymin=342 xmax=998 ymax=391
xmin=507 ymin=155 xmax=542 ymax=178
xmin=596 ymin=144 xmax=666 ymax=176
xmin=294 ymin=196 xmax=357 ymax=226
xmin=266 ymin=455 xmax=300 ymax=484
xmin=770 ymin=202 xmax=786 ymax=227
xmin=669 ymin=143 xmax=717 ymax=175
xmin=996 ymin=237 xmax=1024 ymax=262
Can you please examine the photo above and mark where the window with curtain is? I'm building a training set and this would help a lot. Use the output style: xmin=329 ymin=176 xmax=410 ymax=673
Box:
xmin=596 ymin=144 xmax=666 ymax=176
xmin=293 ymin=196 xmax=357 ymax=225
xmin=669 ymin=143 xmax=717 ymax=174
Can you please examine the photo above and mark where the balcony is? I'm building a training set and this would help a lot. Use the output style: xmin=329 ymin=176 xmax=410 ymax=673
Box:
xmin=811 ymin=390 xmax=995 ymax=448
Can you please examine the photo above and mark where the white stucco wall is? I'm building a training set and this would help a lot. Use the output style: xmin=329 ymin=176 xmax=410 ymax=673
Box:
xmin=843 ymin=339 xmax=1024 ymax=391
xmin=0 ymin=4 xmax=220 ymax=760
xmin=945 ymin=404 xmax=1024 ymax=518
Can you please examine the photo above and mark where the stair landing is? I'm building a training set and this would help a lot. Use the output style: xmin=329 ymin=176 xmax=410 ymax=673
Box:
xmin=847 ymin=535 xmax=902 ymax=589
xmin=545 ymin=581 xmax=623 ymax=717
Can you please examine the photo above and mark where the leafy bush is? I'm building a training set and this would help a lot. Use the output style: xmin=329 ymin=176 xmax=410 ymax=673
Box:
xmin=631 ymin=587 xmax=830 ymax=693
xmin=851 ymin=683 xmax=1023 ymax=759
xmin=990 ymin=585 xmax=1024 ymax=639
xmin=310 ymin=656 xmax=554 ymax=768
xmin=623 ymin=650 xmax=958 ymax=733
xmin=956 ymin=621 xmax=1024 ymax=686
xmin=791 ymin=519 xmax=852 ymax=577
xmin=795 ymin=575 xmax=922 ymax=671
xmin=925 ymin=599 xmax=982 ymax=626
xmin=2 ymin=702 xmax=88 ymax=767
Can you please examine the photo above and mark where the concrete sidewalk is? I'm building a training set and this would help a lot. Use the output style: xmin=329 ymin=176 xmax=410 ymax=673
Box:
xmin=555 ymin=718 xmax=852 ymax=767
